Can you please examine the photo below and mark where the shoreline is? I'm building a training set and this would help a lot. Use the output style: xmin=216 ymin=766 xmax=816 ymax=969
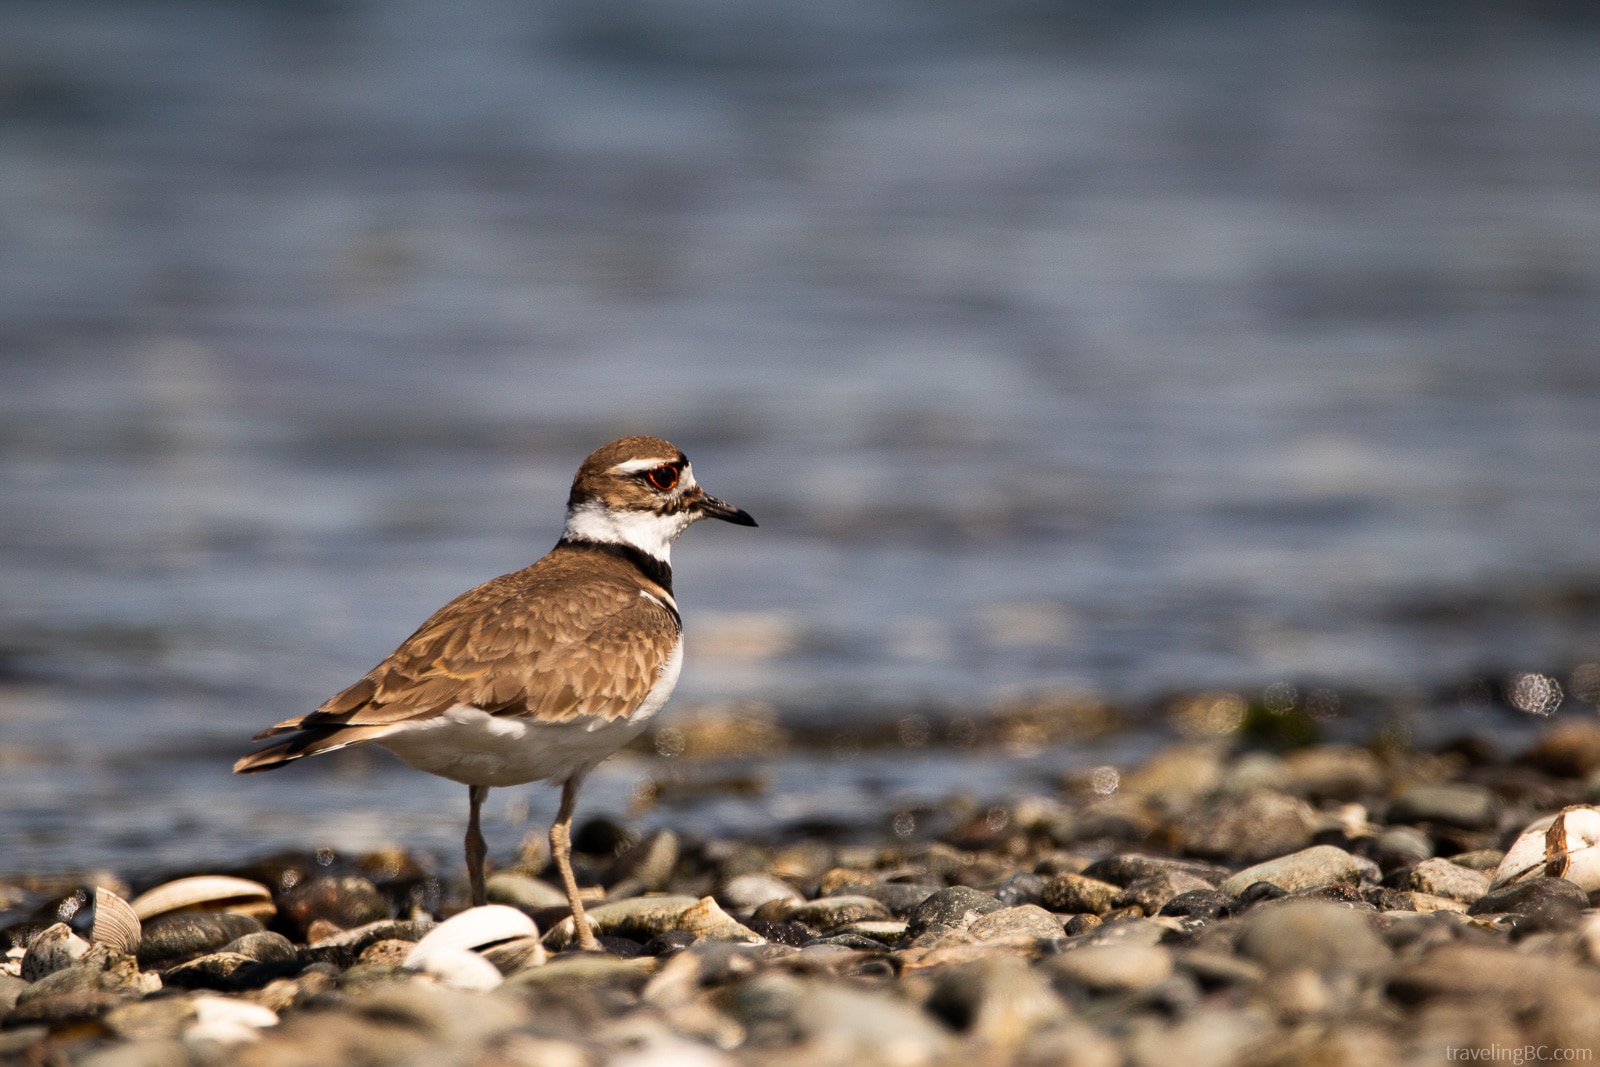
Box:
xmin=6 ymin=720 xmax=1600 ymax=1064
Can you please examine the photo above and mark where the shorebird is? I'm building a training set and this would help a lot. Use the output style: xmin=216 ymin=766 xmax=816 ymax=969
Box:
xmin=235 ymin=436 xmax=756 ymax=950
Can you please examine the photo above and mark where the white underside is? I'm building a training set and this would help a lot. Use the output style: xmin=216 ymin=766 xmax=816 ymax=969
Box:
xmin=376 ymin=636 xmax=684 ymax=788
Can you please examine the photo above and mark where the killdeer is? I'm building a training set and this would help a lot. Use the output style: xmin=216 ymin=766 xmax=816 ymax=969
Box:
xmin=235 ymin=436 xmax=756 ymax=950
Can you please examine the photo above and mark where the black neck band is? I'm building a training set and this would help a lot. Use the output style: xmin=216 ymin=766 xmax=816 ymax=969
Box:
xmin=555 ymin=537 xmax=675 ymax=597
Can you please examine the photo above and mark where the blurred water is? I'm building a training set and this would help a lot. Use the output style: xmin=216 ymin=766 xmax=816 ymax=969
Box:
xmin=3 ymin=0 xmax=1600 ymax=878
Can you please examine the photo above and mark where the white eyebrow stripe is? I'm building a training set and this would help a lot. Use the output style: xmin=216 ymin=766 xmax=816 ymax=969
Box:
xmin=610 ymin=457 xmax=679 ymax=474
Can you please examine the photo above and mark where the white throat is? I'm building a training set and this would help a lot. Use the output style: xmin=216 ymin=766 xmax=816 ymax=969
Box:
xmin=562 ymin=502 xmax=694 ymax=563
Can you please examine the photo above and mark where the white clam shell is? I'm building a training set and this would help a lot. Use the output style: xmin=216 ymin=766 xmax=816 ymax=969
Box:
xmin=183 ymin=996 xmax=279 ymax=1046
xmin=407 ymin=947 xmax=504 ymax=991
xmin=403 ymin=905 xmax=537 ymax=970
xmin=21 ymin=923 xmax=91 ymax=981
xmin=90 ymin=887 xmax=143 ymax=955
xmin=130 ymin=875 xmax=276 ymax=922
xmin=1491 ymin=805 xmax=1600 ymax=892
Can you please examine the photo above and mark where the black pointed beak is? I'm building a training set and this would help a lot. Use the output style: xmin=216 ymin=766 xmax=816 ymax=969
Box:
xmin=699 ymin=494 xmax=758 ymax=527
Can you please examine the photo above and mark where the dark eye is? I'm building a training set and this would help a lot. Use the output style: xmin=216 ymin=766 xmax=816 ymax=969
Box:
xmin=646 ymin=465 xmax=679 ymax=491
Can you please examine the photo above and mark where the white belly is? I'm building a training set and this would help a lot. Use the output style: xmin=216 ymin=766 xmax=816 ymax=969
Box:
xmin=375 ymin=637 xmax=683 ymax=788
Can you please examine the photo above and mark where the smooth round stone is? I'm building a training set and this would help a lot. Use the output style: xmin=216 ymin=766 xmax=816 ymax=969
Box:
xmin=302 ymin=919 xmax=436 ymax=968
xmin=1082 ymin=854 xmax=1228 ymax=888
xmin=834 ymin=921 xmax=909 ymax=944
xmin=606 ymin=830 xmax=680 ymax=896
xmin=1180 ymin=790 xmax=1317 ymax=863
xmin=827 ymin=883 xmax=943 ymax=918
xmin=1114 ymin=871 xmax=1216 ymax=915
xmin=137 ymin=912 xmax=263 ymax=967
xmin=787 ymin=896 xmax=892 ymax=931
xmin=1041 ymin=873 xmax=1119 ymax=915
xmin=1401 ymin=859 xmax=1490 ymax=904
xmin=486 ymin=873 xmax=568 ymax=912
xmin=718 ymin=874 xmax=804 ymax=918
xmin=907 ymin=887 xmax=1004 ymax=935
xmin=966 ymin=905 xmax=1063 ymax=941
xmin=994 ymin=872 xmax=1048 ymax=908
xmin=543 ymin=895 xmax=701 ymax=951
xmin=279 ymin=875 xmax=389 ymax=939
xmin=220 ymin=931 xmax=297 ymax=963
xmin=160 ymin=951 xmax=258 ymax=990
xmin=1387 ymin=784 xmax=1499 ymax=831
xmin=1048 ymin=944 xmax=1175 ymax=992
xmin=1448 ymin=849 xmax=1504 ymax=871
xmin=1280 ymin=745 xmax=1386 ymax=800
xmin=1237 ymin=901 xmax=1392 ymax=976
xmin=1158 ymin=890 xmax=1232 ymax=920
xmin=1467 ymin=877 xmax=1587 ymax=921
xmin=1218 ymin=846 xmax=1374 ymax=897
xmin=1375 ymin=826 xmax=1435 ymax=870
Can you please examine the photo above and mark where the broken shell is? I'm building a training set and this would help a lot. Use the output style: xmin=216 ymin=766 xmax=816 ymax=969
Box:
xmin=130 ymin=876 xmax=276 ymax=923
xmin=479 ymin=935 xmax=548 ymax=974
xmin=1491 ymin=806 xmax=1600 ymax=892
xmin=403 ymin=905 xmax=537 ymax=970
xmin=21 ymin=922 xmax=91 ymax=981
xmin=676 ymin=897 xmax=764 ymax=944
xmin=91 ymin=888 xmax=143 ymax=955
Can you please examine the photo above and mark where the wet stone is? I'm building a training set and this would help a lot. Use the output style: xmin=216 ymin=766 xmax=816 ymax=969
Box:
xmin=907 ymin=887 xmax=1005 ymax=935
xmin=221 ymin=930 xmax=297 ymax=963
xmin=137 ymin=911 xmax=262 ymax=967
xmin=828 ymin=882 xmax=942 ymax=918
xmin=1467 ymin=876 xmax=1587 ymax=916
xmin=1387 ymin=784 xmax=1499 ymax=831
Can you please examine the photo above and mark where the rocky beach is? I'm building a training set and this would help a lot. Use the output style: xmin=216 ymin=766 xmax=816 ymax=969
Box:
xmin=8 ymin=714 xmax=1600 ymax=1066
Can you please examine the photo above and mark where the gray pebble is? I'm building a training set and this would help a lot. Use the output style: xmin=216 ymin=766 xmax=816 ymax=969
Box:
xmin=966 ymin=905 xmax=1064 ymax=941
xmin=1115 ymin=871 xmax=1216 ymax=915
xmin=1237 ymin=900 xmax=1392 ymax=976
xmin=1218 ymin=845 xmax=1375 ymax=897
xmin=907 ymin=887 xmax=1005 ymax=934
xmin=1387 ymin=783 xmax=1499 ymax=830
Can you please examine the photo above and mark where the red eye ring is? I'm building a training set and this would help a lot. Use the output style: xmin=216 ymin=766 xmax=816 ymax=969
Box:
xmin=646 ymin=465 xmax=679 ymax=491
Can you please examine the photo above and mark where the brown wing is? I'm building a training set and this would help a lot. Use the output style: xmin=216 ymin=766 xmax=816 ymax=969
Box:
xmin=235 ymin=558 xmax=680 ymax=773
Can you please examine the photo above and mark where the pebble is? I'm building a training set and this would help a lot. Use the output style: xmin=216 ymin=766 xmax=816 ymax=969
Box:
xmin=1180 ymin=790 xmax=1317 ymax=863
xmin=1387 ymin=783 xmax=1499 ymax=830
xmin=1114 ymin=870 xmax=1216 ymax=915
xmin=907 ymin=886 xmax=1005 ymax=934
xmin=785 ymin=895 xmax=892 ymax=930
xmin=1040 ymin=873 xmax=1120 ymax=915
xmin=1048 ymin=944 xmax=1175 ymax=992
xmin=9 ymin=729 xmax=1600 ymax=1065
xmin=1236 ymin=900 xmax=1392 ymax=976
xmin=1401 ymin=858 xmax=1490 ymax=903
xmin=1217 ymin=845 xmax=1373 ymax=897
xmin=966 ymin=905 xmax=1063 ymax=941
